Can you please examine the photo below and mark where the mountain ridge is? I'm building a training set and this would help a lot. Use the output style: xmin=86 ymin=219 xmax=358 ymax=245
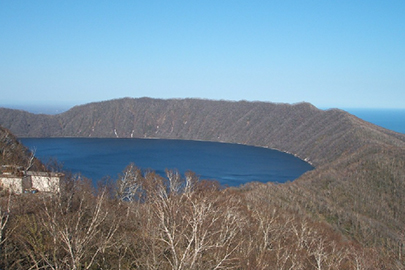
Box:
xmin=1 ymin=97 xmax=404 ymax=168
xmin=1 ymin=97 xmax=404 ymax=266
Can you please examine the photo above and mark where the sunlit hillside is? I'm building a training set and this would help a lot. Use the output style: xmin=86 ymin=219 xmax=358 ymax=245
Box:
xmin=0 ymin=98 xmax=404 ymax=269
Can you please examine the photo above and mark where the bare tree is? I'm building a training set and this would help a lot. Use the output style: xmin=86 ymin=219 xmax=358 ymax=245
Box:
xmin=22 ymin=177 xmax=121 ymax=270
xmin=116 ymin=163 xmax=143 ymax=202
xmin=152 ymin=189 xmax=245 ymax=269
xmin=126 ymin=171 xmax=245 ymax=270
xmin=0 ymin=194 xmax=12 ymax=261
xmin=24 ymin=147 xmax=36 ymax=171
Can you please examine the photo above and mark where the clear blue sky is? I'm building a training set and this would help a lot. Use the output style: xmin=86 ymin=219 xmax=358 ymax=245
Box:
xmin=1 ymin=1 xmax=404 ymax=110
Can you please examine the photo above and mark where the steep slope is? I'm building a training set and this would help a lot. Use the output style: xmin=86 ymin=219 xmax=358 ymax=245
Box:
xmin=0 ymin=126 xmax=44 ymax=170
xmin=252 ymin=143 xmax=405 ymax=252
xmin=1 ymin=97 xmax=404 ymax=265
xmin=0 ymin=108 xmax=61 ymax=137
xmin=1 ymin=98 xmax=404 ymax=167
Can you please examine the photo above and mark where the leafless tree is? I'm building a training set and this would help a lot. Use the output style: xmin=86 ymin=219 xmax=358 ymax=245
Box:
xmin=24 ymin=147 xmax=36 ymax=171
xmin=19 ymin=177 xmax=121 ymax=270
xmin=116 ymin=163 xmax=143 ymax=202
xmin=0 ymin=194 xmax=12 ymax=259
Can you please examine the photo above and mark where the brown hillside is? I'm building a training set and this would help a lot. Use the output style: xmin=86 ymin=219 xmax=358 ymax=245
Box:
xmin=0 ymin=126 xmax=43 ymax=171
xmin=0 ymin=98 xmax=404 ymax=267
xmin=1 ymin=98 xmax=403 ymax=166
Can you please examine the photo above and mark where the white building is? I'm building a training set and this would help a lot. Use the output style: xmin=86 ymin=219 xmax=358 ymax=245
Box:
xmin=26 ymin=171 xmax=62 ymax=193
xmin=0 ymin=165 xmax=63 ymax=194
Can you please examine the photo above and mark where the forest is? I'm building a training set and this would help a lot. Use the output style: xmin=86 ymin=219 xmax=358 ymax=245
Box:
xmin=1 ymin=163 xmax=395 ymax=269
xmin=1 ymin=98 xmax=405 ymax=269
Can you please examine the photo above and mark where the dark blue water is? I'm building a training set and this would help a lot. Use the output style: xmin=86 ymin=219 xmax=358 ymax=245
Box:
xmin=20 ymin=138 xmax=313 ymax=187
xmin=19 ymin=109 xmax=403 ymax=186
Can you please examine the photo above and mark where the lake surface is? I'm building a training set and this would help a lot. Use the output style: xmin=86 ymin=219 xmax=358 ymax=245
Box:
xmin=20 ymin=138 xmax=313 ymax=187
xmin=19 ymin=109 xmax=404 ymax=187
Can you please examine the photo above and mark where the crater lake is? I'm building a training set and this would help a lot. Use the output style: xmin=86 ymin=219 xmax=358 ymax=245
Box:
xmin=20 ymin=138 xmax=314 ymax=187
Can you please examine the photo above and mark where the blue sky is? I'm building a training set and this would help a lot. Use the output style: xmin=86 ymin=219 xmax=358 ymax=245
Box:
xmin=1 ymin=1 xmax=404 ymax=110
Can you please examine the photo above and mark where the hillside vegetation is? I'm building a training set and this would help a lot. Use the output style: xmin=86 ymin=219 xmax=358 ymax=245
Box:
xmin=0 ymin=126 xmax=43 ymax=171
xmin=0 ymin=97 xmax=404 ymax=269
xmin=1 ymin=98 xmax=404 ymax=166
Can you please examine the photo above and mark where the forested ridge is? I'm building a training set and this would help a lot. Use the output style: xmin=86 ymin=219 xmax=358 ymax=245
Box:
xmin=1 ymin=97 xmax=404 ymax=166
xmin=1 ymin=98 xmax=404 ymax=269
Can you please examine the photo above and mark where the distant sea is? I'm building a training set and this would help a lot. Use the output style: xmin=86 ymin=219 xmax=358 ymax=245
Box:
xmin=344 ymin=108 xmax=405 ymax=134
xmin=17 ymin=107 xmax=404 ymax=187
xmin=3 ymin=104 xmax=404 ymax=134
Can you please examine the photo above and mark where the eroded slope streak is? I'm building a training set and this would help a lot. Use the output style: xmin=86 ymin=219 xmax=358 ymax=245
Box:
xmin=2 ymin=98 xmax=404 ymax=167
xmin=1 ymin=97 xmax=405 ymax=262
